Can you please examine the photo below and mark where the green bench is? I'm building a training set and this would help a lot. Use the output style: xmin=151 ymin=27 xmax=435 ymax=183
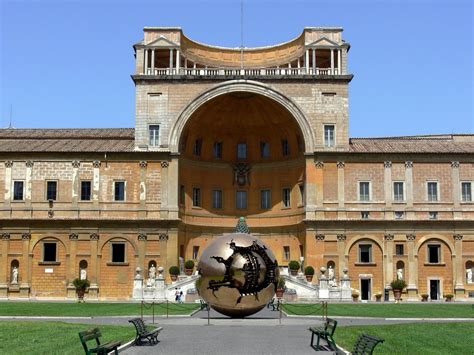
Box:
xmin=309 ymin=317 xmax=337 ymax=351
xmin=78 ymin=328 xmax=121 ymax=355
xmin=351 ymin=334 xmax=384 ymax=355
xmin=128 ymin=318 xmax=163 ymax=345
xmin=200 ymin=299 xmax=210 ymax=311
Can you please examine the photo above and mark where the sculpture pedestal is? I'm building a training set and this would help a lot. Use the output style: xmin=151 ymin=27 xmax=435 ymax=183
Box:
xmin=454 ymin=286 xmax=466 ymax=301
xmin=88 ymin=284 xmax=99 ymax=300
xmin=0 ymin=284 xmax=8 ymax=298
xmin=19 ymin=283 xmax=30 ymax=298
xmin=67 ymin=284 xmax=77 ymax=299
xmin=406 ymin=285 xmax=418 ymax=301
xmin=319 ymin=278 xmax=329 ymax=299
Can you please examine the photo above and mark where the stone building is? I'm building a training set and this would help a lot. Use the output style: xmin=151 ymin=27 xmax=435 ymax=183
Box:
xmin=1 ymin=27 xmax=473 ymax=301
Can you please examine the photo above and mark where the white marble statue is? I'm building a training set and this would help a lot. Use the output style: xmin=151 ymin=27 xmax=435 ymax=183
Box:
xmin=397 ymin=268 xmax=403 ymax=280
xmin=11 ymin=266 xmax=18 ymax=284
xmin=80 ymin=268 xmax=87 ymax=280
xmin=328 ymin=266 xmax=334 ymax=280
xmin=467 ymin=268 xmax=473 ymax=284
xmin=149 ymin=264 xmax=156 ymax=281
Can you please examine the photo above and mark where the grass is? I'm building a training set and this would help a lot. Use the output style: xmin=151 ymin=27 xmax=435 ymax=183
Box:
xmin=283 ymin=303 xmax=474 ymax=318
xmin=0 ymin=301 xmax=199 ymax=317
xmin=335 ymin=322 xmax=474 ymax=354
xmin=0 ymin=321 xmax=134 ymax=355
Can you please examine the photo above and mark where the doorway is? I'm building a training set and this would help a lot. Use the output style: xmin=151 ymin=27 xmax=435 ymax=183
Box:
xmin=361 ymin=279 xmax=371 ymax=301
xmin=430 ymin=279 xmax=440 ymax=300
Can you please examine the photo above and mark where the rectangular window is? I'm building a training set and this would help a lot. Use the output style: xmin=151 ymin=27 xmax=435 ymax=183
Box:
xmin=13 ymin=181 xmax=24 ymax=201
xmin=361 ymin=211 xmax=370 ymax=219
xmin=180 ymin=185 xmax=185 ymax=205
xmin=283 ymin=246 xmax=290 ymax=261
xmin=427 ymin=182 xmax=438 ymax=201
xmin=324 ymin=125 xmax=335 ymax=148
xmin=236 ymin=191 xmax=247 ymax=209
xmin=237 ymin=143 xmax=247 ymax=159
xmin=429 ymin=211 xmax=438 ymax=220
xmin=261 ymin=189 xmax=271 ymax=209
xmin=81 ymin=181 xmax=91 ymax=201
xmin=149 ymin=125 xmax=160 ymax=146
xmin=281 ymin=139 xmax=290 ymax=156
xmin=393 ymin=182 xmax=405 ymax=201
xmin=298 ymin=184 xmax=304 ymax=205
xmin=212 ymin=189 xmax=223 ymax=209
xmin=43 ymin=242 xmax=57 ymax=262
xmin=462 ymin=182 xmax=472 ymax=202
xmin=193 ymin=139 xmax=203 ymax=156
xmin=395 ymin=211 xmax=405 ymax=219
xmin=359 ymin=181 xmax=371 ymax=201
xmin=111 ymin=243 xmax=125 ymax=263
xmin=46 ymin=181 xmax=57 ymax=201
xmin=396 ymin=244 xmax=404 ymax=256
xmin=192 ymin=246 xmax=200 ymax=260
xmin=282 ymin=188 xmax=291 ymax=208
xmin=359 ymin=244 xmax=372 ymax=263
xmin=260 ymin=141 xmax=270 ymax=158
xmin=428 ymin=245 xmax=441 ymax=263
xmin=192 ymin=188 xmax=201 ymax=207
xmin=214 ymin=142 xmax=223 ymax=159
xmin=114 ymin=181 xmax=125 ymax=201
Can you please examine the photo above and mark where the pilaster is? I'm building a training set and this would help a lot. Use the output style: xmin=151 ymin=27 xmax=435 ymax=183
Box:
xmin=451 ymin=161 xmax=461 ymax=219
xmin=167 ymin=158 xmax=179 ymax=219
xmin=405 ymin=162 xmax=413 ymax=209
xmin=453 ymin=234 xmax=465 ymax=299
xmin=138 ymin=233 xmax=147 ymax=272
xmin=20 ymin=233 xmax=31 ymax=298
xmin=384 ymin=234 xmax=394 ymax=288
xmin=67 ymin=233 xmax=78 ymax=299
xmin=88 ymin=233 xmax=99 ymax=299
xmin=406 ymin=233 xmax=417 ymax=300
xmin=336 ymin=234 xmax=346 ymax=276
xmin=304 ymin=158 xmax=318 ymax=220
xmin=25 ymin=161 xmax=33 ymax=207
xmin=0 ymin=233 xmax=10 ymax=298
xmin=139 ymin=161 xmax=148 ymax=218
xmin=71 ymin=161 xmax=80 ymax=207
xmin=92 ymin=161 xmax=101 ymax=209
xmin=384 ymin=162 xmax=392 ymax=209
xmin=337 ymin=162 xmax=345 ymax=219
xmin=4 ymin=161 xmax=13 ymax=212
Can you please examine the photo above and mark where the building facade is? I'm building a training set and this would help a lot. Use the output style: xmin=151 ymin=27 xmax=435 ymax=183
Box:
xmin=1 ymin=27 xmax=473 ymax=301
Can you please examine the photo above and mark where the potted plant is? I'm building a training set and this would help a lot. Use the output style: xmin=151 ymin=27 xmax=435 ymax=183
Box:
xmin=445 ymin=294 xmax=454 ymax=302
xmin=184 ymin=260 xmax=195 ymax=276
xmin=288 ymin=260 xmax=300 ymax=276
xmin=304 ymin=266 xmax=315 ymax=282
xmin=421 ymin=293 xmax=429 ymax=302
xmin=169 ymin=265 xmax=180 ymax=281
xmin=390 ymin=279 xmax=407 ymax=303
xmin=375 ymin=292 xmax=382 ymax=302
xmin=276 ymin=277 xmax=286 ymax=298
xmin=72 ymin=278 xmax=90 ymax=302
xmin=352 ymin=292 xmax=359 ymax=302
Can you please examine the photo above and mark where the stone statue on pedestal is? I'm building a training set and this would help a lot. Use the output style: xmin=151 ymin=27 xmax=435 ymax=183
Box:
xmin=80 ymin=268 xmax=87 ymax=280
xmin=11 ymin=266 xmax=18 ymax=284
xmin=467 ymin=268 xmax=473 ymax=284
xmin=397 ymin=268 xmax=403 ymax=280
xmin=328 ymin=265 xmax=336 ymax=286
xmin=149 ymin=264 xmax=156 ymax=281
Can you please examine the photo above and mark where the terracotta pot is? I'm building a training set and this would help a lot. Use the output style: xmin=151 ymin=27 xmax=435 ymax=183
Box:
xmin=305 ymin=275 xmax=313 ymax=282
xmin=290 ymin=269 xmax=298 ymax=276
xmin=445 ymin=298 xmax=453 ymax=302
xmin=375 ymin=296 xmax=382 ymax=302
xmin=421 ymin=296 xmax=428 ymax=302
xmin=393 ymin=288 xmax=402 ymax=302
xmin=352 ymin=296 xmax=359 ymax=302
xmin=170 ymin=275 xmax=178 ymax=281
xmin=185 ymin=269 xmax=193 ymax=276
xmin=276 ymin=289 xmax=284 ymax=298
xmin=76 ymin=289 xmax=85 ymax=302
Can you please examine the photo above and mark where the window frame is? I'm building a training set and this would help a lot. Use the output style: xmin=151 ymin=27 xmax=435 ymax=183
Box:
xmin=282 ymin=187 xmax=291 ymax=208
xmin=281 ymin=139 xmax=290 ymax=156
xmin=179 ymin=185 xmax=185 ymax=206
xmin=393 ymin=181 xmax=405 ymax=202
xmin=427 ymin=244 xmax=441 ymax=264
xmin=148 ymin=124 xmax=160 ymax=147
xmin=113 ymin=180 xmax=126 ymax=202
xmin=324 ymin=124 xmax=336 ymax=148
xmin=213 ymin=141 xmax=223 ymax=159
xmin=461 ymin=181 xmax=472 ymax=202
xmin=237 ymin=142 xmax=247 ymax=160
xmin=42 ymin=241 xmax=58 ymax=263
xmin=212 ymin=189 xmax=223 ymax=209
xmin=283 ymin=246 xmax=291 ymax=261
xmin=46 ymin=180 xmax=58 ymax=201
xmin=394 ymin=211 xmax=405 ymax=219
xmin=193 ymin=138 xmax=203 ymax=157
xmin=427 ymin=181 xmax=439 ymax=202
xmin=395 ymin=244 xmax=404 ymax=256
xmin=80 ymin=180 xmax=92 ymax=201
xmin=260 ymin=141 xmax=270 ymax=158
xmin=358 ymin=244 xmax=372 ymax=263
xmin=192 ymin=187 xmax=201 ymax=207
xmin=12 ymin=180 xmax=25 ymax=201
xmin=260 ymin=189 xmax=271 ymax=210
xmin=236 ymin=190 xmax=248 ymax=210
xmin=110 ymin=242 xmax=127 ymax=264
xmin=192 ymin=246 xmax=200 ymax=260
xmin=358 ymin=181 xmax=371 ymax=202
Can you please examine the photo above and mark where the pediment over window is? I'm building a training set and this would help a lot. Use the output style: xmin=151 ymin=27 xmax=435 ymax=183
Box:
xmin=307 ymin=37 xmax=340 ymax=48
xmin=146 ymin=36 xmax=179 ymax=48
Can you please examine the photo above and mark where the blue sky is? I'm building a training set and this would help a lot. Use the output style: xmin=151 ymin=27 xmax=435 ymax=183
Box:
xmin=1 ymin=0 xmax=472 ymax=137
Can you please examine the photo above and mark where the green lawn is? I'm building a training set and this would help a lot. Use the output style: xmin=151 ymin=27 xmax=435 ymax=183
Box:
xmin=0 ymin=302 xmax=198 ymax=317
xmin=335 ymin=322 xmax=474 ymax=355
xmin=283 ymin=303 xmax=474 ymax=318
xmin=0 ymin=321 xmax=134 ymax=355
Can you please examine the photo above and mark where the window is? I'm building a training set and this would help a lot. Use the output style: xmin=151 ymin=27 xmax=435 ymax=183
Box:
xmin=193 ymin=139 xmax=203 ymax=156
xmin=393 ymin=182 xmax=404 ymax=201
xmin=260 ymin=141 xmax=270 ymax=158
xmin=359 ymin=244 xmax=372 ymax=263
xmin=462 ymin=182 xmax=472 ymax=202
xmin=296 ymin=135 xmax=304 ymax=152
xmin=179 ymin=185 xmax=185 ymax=205
xmin=261 ymin=189 xmax=271 ymax=209
xmin=212 ymin=189 xmax=223 ymax=209
xmin=214 ymin=142 xmax=223 ymax=159
xmin=192 ymin=188 xmax=201 ymax=207
xmin=282 ymin=188 xmax=291 ymax=208
xmin=192 ymin=246 xmax=200 ymax=260
xmin=80 ymin=181 xmax=91 ymax=201
xmin=396 ymin=244 xmax=404 ymax=256
xmin=429 ymin=211 xmax=438 ymax=220
xmin=359 ymin=181 xmax=371 ymax=201
xmin=283 ymin=246 xmax=290 ymax=260
xmin=46 ymin=181 xmax=57 ymax=201
xmin=324 ymin=125 xmax=335 ymax=148
xmin=13 ymin=181 xmax=24 ymax=201
xmin=149 ymin=125 xmax=160 ymax=146
xmin=361 ymin=211 xmax=370 ymax=219
xmin=111 ymin=243 xmax=125 ymax=263
xmin=427 ymin=182 xmax=438 ymax=201
xmin=114 ymin=181 xmax=125 ymax=201
xmin=43 ymin=243 xmax=57 ymax=262
xmin=237 ymin=143 xmax=247 ymax=159
xmin=428 ymin=245 xmax=441 ymax=263
xmin=395 ymin=211 xmax=405 ymax=219
xmin=281 ymin=139 xmax=290 ymax=156
xmin=298 ymin=184 xmax=304 ymax=205
xmin=236 ymin=191 xmax=247 ymax=209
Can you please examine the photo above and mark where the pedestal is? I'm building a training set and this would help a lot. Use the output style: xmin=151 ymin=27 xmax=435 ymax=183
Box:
xmin=88 ymin=284 xmax=99 ymax=300
xmin=67 ymin=284 xmax=77 ymax=299
xmin=406 ymin=285 xmax=418 ymax=301
xmin=319 ymin=278 xmax=329 ymax=299
xmin=19 ymin=283 xmax=30 ymax=298
xmin=454 ymin=286 xmax=466 ymax=301
xmin=0 ymin=284 xmax=8 ymax=298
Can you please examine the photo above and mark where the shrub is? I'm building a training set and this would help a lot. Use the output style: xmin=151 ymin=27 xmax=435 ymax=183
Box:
xmin=185 ymin=260 xmax=195 ymax=269
xmin=304 ymin=266 xmax=315 ymax=275
xmin=445 ymin=294 xmax=454 ymax=299
xmin=72 ymin=278 xmax=90 ymax=290
xmin=390 ymin=279 xmax=407 ymax=290
xmin=169 ymin=266 xmax=180 ymax=275
xmin=277 ymin=277 xmax=286 ymax=289
xmin=288 ymin=260 xmax=300 ymax=271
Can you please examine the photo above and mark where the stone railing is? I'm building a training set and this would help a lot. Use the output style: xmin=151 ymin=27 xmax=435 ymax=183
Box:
xmin=144 ymin=67 xmax=341 ymax=77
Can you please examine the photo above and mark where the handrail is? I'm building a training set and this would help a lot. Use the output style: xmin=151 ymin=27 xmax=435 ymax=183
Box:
xmin=144 ymin=67 xmax=341 ymax=76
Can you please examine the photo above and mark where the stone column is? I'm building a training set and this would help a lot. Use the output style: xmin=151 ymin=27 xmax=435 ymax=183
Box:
xmin=167 ymin=157 xmax=179 ymax=220
xmin=25 ymin=161 xmax=33 ymax=208
xmin=0 ymin=233 xmax=10 ymax=298
xmin=338 ymin=49 xmax=342 ymax=75
xmin=453 ymin=234 xmax=465 ymax=299
xmin=169 ymin=49 xmax=173 ymax=74
xmin=139 ymin=161 xmax=148 ymax=218
xmin=144 ymin=49 xmax=149 ymax=75
xmin=330 ymin=49 xmax=334 ymax=74
xmin=151 ymin=49 xmax=155 ymax=74
xmin=337 ymin=162 xmax=345 ymax=219
xmin=313 ymin=49 xmax=316 ymax=74
xmin=138 ymin=233 xmax=147 ymax=273
xmin=71 ymin=161 xmax=80 ymax=207
xmin=305 ymin=49 xmax=309 ymax=74
xmin=176 ymin=49 xmax=180 ymax=73
xmin=451 ymin=162 xmax=461 ymax=219
xmin=92 ymin=161 xmax=100 ymax=210
xmin=304 ymin=158 xmax=318 ymax=220
xmin=384 ymin=234 xmax=394 ymax=288
xmin=337 ymin=234 xmax=347 ymax=276
xmin=67 ymin=233 xmax=78 ymax=299
xmin=406 ymin=233 xmax=417 ymax=300
xmin=313 ymin=234 xmax=325 ymax=271
xmin=160 ymin=161 xmax=169 ymax=219
xmin=384 ymin=161 xmax=392 ymax=210
xmin=20 ymin=233 xmax=31 ymax=298
xmin=314 ymin=161 xmax=324 ymax=217
xmin=88 ymin=233 xmax=99 ymax=299
xmin=3 ymin=161 xmax=12 ymax=214
xmin=405 ymin=162 xmax=414 ymax=218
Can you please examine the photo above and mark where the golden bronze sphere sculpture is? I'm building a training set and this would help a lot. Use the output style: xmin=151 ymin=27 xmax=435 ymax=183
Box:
xmin=196 ymin=222 xmax=279 ymax=317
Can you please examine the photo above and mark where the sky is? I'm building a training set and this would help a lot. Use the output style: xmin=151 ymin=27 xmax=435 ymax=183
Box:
xmin=0 ymin=0 xmax=473 ymax=137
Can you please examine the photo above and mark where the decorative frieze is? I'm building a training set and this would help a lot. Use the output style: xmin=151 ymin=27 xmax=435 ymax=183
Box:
xmin=384 ymin=234 xmax=394 ymax=241
xmin=69 ymin=233 xmax=79 ymax=240
xmin=138 ymin=233 xmax=147 ymax=241
xmin=25 ymin=160 xmax=34 ymax=168
xmin=337 ymin=234 xmax=346 ymax=241
xmin=5 ymin=161 xmax=13 ymax=168
xmin=315 ymin=234 xmax=325 ymax=241
xmin=451 ymin=161 xmax=460 ymax=169
xmin=72 ymin=160 xmax=81 ymax=168
xmin=314 ymin=161 xmax=324 ymax=169
xmin=92 ymin=161 xmax=101 ymax=168
xmin=453 ymin=234 xmax=463 ymax=241
xmin=405 ymin=161 xmax=413 ymax=168
xmin=139 ymin=161 xmax=148 ymax=168
xmin=160 ymin=161 xmax=169 ymax=168
xmin=1 ymin=233 xmax=10 ymax=240
xmin=384 ymin=161 xmax=392 ymax=168
xmin=22 ymin=233 xmax=31 ymax=240
xmin=159 ymin=233 xmax=169 ymax=241
xmin=336 ymin=161 xmax=345 ymax=169
xmin=90 ymin=233 xmax=100 ymax=240
xmin=406 ymin=234 xmax=416 ymax=241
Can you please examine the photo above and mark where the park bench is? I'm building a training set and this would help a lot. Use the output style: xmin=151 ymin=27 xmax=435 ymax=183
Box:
xmin=78 ymin=327 xmax=121 ymax=355
xmin=199 ymin=299 xmax=210 ymax=311
xmin=350 ymin=334 xmax=384 ymax=355
xmin=266 ymin=298 xmax=280 ymax=311
xmin=309 ymin=317 xmax=337 ymax=351
xmin=128 ymin=318 xmax=163 ymax=345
